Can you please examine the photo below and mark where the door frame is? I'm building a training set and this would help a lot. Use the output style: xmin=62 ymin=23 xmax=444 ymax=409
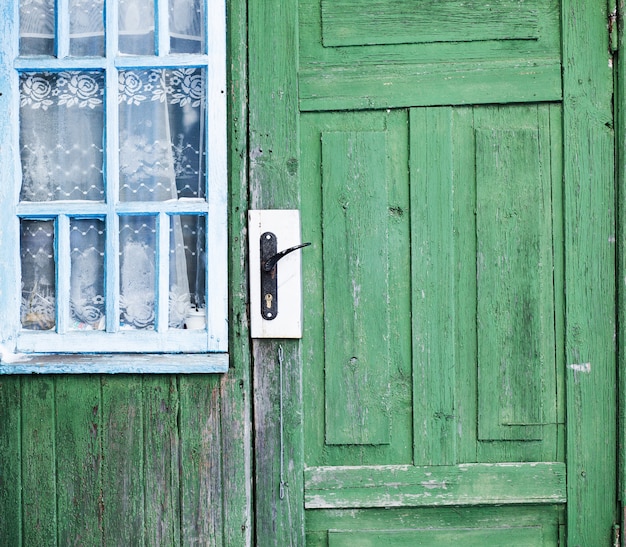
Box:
xmin=247 ymin=0 xmax=619 ymax=544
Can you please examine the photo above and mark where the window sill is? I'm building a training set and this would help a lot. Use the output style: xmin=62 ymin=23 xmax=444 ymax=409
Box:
xmin=0 ymin=352 xmax=229 ymax=374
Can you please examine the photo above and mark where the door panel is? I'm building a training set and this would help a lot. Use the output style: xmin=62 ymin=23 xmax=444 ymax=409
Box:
xmin=249 ymin=0 xmax=617 ymax=543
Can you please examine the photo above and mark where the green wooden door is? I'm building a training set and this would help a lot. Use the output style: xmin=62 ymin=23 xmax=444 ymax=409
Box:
xmin=249 ymin=0 xmax=617 ymax=545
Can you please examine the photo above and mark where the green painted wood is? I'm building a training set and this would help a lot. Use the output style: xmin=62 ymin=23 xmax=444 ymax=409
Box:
xmin=299 ymin=61 xmax=562 ymax=112
xmin=475 ymin=113 xmax=555 ymax=442
xmin=101 ymin=376 xmax=145 ymax=546
xmin=0 ymin=378 xmax=21 ymax=547
xmin=299 ymin=0 xmax=560 ymax=112
xmin=321 ymin=0 xmax=539 ymax=47
xmin=410 ymin=107 xmax=457 ymax=466
xmin=143 ymin=376 xmax=181 ymax=546
xmin=562 ymin=0 xmax=618 ymax=545
xmin=305 ymin=504 xmax=564 ymax=536
xmin=21 ymin=378 xmax=57 ymax=547
xmin=55 ymin=376 xmax=102 ymax=546
xmin=327 ymin=526 xmax=543 ymax=547
xmin=304 ymin=463 xmax=566 ymax=508
xmin=301 ymin=110 xmax=413 ymax=470
xmin=179 ymin=375 xmax=222 ymax=545
xmin=321 ymin=131 xmax=390 ymax=446
xmin=248 ymin=0 xmax=305 ymax=541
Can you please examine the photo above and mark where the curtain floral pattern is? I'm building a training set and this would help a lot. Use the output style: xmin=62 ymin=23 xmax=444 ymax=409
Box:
xmin=18 ymin=0 xmax=207 ymax=333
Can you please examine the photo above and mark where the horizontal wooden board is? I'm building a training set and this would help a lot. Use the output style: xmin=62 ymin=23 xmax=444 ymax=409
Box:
xmin=328 ymin=526 xmax=543 ymax=547
xmin=299 ymin=59 xmax=561 ymax=111
xmin=321 ymin=0 xmax=539 ymax=47
xmin=304 ymin=462 xmax=566 ymax=508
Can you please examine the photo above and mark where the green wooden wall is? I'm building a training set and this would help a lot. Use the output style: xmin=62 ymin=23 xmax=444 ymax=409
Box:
xmin=0 ymin=0 xmax=251 ymax=544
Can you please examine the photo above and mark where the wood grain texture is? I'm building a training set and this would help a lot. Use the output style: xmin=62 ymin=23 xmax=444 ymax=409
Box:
xmin=562 ymin=0 xmax=618 ymax=544
xmin=248 ymin=0 xmax=305 ymax=542
xmin=305 ymin=463 xmax=566 ymax=508
xmin=321 ymin=0 xmax=539 ymax=47
xmin=0 ymin=378 xmax=21 ymax=547
xmin=322 ymin=131 xmax=390 ymax=446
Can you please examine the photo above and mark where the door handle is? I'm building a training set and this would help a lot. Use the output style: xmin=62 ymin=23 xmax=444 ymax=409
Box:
xmin=260 ymin=232 xmax=310 ymax=320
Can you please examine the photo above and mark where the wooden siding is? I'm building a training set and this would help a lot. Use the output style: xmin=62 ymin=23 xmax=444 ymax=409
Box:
xmin=0 ymin=0 xmax=251 ymax=544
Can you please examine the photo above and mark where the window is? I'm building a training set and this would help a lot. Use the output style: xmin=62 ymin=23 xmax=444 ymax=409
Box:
xmin=0 ymin=0 xmax=227 ymax=373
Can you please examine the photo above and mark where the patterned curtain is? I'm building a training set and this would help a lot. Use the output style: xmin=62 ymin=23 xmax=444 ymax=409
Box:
xmin=18 ymin=0 xmax=206 ymax=332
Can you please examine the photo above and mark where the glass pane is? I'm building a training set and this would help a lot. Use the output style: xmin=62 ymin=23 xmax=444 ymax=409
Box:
xmin=119 ymin=0 xmax=155 ymax=55
xmin=19 ymin=71 xmax=105 ymax=202
xmin=119 ymin=215 xmax=157 ymax=330
xmin=170 ymin=215 xmax=206 ymax=329
xmin=21 ymin=219 xmax=56 ymax=331
xmin=70 ymin=0 xmax=105 ymax=56
xmin=20 ymin=0 xmax=55 ymax=55
xmin=119 ymin=68 xmax=206 ymax=202
xmin=170 ymin=0 xmax=204 ymax=54
xmin=70 ymin=218 xmax=105 ymax=330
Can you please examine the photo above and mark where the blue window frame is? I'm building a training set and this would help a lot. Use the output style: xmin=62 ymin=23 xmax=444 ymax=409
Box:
xmin=0 ymin=0 xmax=228 ymax=373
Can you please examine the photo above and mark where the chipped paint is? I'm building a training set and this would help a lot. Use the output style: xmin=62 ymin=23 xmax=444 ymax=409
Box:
xmin=568 ymin=362 xmax=591 ymax=373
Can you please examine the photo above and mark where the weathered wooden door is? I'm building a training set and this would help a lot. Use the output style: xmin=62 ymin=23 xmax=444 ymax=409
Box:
xmin=249 ymin=0 xmax=618 ymax=545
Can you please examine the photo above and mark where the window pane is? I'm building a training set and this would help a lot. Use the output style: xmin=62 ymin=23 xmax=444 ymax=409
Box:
xmin=19 ymin=71 xmax=105 ymax=202
xmin=119 ymin=68 xmax=206 ymax=202
xmin=70 ymin=218 xmax=105 ymax=330
xmin=170 ymin=0 xmax=204 ymax=54
xmin=170 ymin=215 xmax=206 ymax=329
xmin=20 ymin=0 xmax=55 ymax=55
xmin=70 ymin=0 xmax=105 ymax=57
xmin=119 ymin=216 xmax=157 ymax=330
xmin=21 ymin=219 xmax=56 ymax=331
xmin=119 ymin=0 xmax=155 ymax=55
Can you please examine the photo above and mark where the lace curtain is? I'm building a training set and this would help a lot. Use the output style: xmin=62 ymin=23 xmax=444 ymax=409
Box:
xmin=18 ymin=0 xmax=207 ymax=332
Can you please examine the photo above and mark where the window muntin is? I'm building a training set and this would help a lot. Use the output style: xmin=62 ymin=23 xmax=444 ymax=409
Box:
xmin=1 ymin=0 xmax=227 ymax=369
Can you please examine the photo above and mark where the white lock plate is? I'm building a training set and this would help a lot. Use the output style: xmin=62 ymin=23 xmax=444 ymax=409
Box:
xmin=248 ymin=210 xmax=304 ymax=338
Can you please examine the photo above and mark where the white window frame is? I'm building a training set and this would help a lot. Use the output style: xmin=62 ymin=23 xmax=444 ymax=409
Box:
xmin=0 ymin=0 xmax=228 ymax=373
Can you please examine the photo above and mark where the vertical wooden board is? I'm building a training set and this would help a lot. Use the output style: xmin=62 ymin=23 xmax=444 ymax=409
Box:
xmin=449 ymin=106 xmax=479 ymax=465
xmin=301 ymin=110 xmax=412 ymax=467
xmin=410 ymin=107 xmax=458 ymax=466
xmin=475 ymin=112 xmax=555 ymax=442
xmin=21 ymin=377 xmax=58 ymax=547
xmin=321 ymin=130 xmax=390 ymax=446
xmin=179 ymin=376 xmax=222 ymax=546
xmin=0 ymin=378 xmax=21 ymax=547
xmin=562 ymin=0 xmax=617 ymax=544
xmin=55 ymin=376 xmax=102 ymax=547
xmin=249 ymin=0 xmax=305 ymax=540
xmin=101 ymin=375 xmax=145 ymax=546
xmin=143 ymin=376 xmax=181 ymax=546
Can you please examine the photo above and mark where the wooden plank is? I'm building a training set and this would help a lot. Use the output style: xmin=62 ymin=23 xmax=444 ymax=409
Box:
xmin=0 ymin=378 xmax=22 ymax=547
xmin=101 ymin=376 xmax=145 ymax=546
xmin=322 ymin=131 xmax=390 ymax=446
xmin=143 ymin=376 xmax=181 ymax=545
xmin=321 ymin=0 xmax=539 ymax=47
xmin=248 ymin=0 xmax=305 ymax=540
xmin=55 ymin=376 xmax=102 ymax=546
xmin=328 ymin=526 xmax=543 ymax=547
xmin=562 ymin=0 xmax=617 ymax=544
xmin=21 ymin=377 xmax=58 ymax=547
xmin=221 ymin=0 xmax=253 ymax=541
xmin=304 ymin=462 xmax=566 ymax=509
xmin=410 ymin=108 xmax=457 ymax=466
xmin=179 ymin=376 xmax=222 ymax=546
xmin=475 ymin=115 xmax=555 ymax=442
xmin=299 ymin=59 xmax=561 ymax=112
xmin=300 ymin=110 xmax=412 ymax=468
xmin=305 ymin=504 xmax=564 ymax=536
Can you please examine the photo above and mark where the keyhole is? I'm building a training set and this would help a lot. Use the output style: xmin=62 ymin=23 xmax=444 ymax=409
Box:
xmin=265 ymin=293 xmax=273 ymax=309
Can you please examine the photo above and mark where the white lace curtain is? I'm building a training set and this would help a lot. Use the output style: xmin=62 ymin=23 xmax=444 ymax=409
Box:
xmin=18 ymin=0 xmax=207 ymax=332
